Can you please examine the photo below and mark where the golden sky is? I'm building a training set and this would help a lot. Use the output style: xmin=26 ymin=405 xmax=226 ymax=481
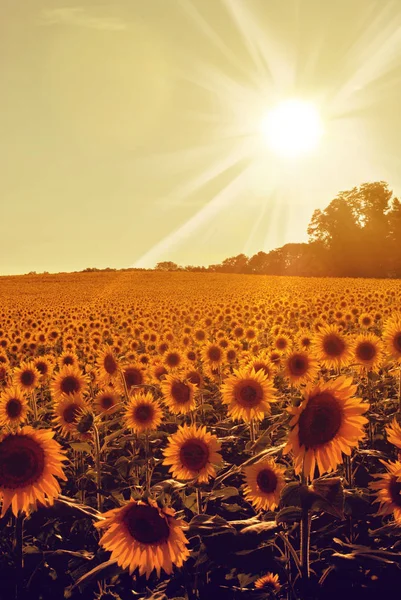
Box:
xmin=1 ymin=0 xmax=401 ymax=275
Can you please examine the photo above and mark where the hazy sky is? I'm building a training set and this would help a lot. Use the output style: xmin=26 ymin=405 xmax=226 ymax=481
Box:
xmin=2 ymin=0 xmax=401 ymax=275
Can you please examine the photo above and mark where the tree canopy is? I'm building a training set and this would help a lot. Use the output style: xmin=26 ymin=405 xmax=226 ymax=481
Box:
xmin=155 ymin=181 xmax=401 ymax=278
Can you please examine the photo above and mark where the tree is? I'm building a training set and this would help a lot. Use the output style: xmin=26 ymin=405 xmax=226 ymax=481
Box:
xmin=307 ymin=181 xmax=395 ymax=277
xmin=155 ymin=261 xmax=181 ymax=271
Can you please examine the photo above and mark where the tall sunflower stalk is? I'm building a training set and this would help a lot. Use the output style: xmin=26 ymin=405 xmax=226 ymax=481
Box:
xmin=92 ymin=423 xmax=103 ymax=511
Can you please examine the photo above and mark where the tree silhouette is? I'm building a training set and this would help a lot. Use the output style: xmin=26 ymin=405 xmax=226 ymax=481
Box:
xmin=153 ymin=181 xmax=401 ymax=279
xmin=307 ymin=181 xmax=396 ymax=277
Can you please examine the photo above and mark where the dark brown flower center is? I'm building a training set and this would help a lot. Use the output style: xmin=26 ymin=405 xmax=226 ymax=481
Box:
xmin=322 ymin=334 xmax=345 ymax=357
xmin=60 ymin=376 xmax=80 ymax=394
xmin=0 ymin=434 xmax=45 ymax=489
xmin=207 ymin=346 xmax=221 ymax=362
xmin=256 ymin=468 xmax=278 ymax=494
xmin=235 ymin=381 xmax=263 ymax=408
xmin=171 ymin=381 xmax=191 ymax=404
xmin=288 ymin=354 xmax=308 ymax=376
xmin=63 ymin=403 xmax=80 ymax=424
xmin=393 ymin=333 xmax=401 ymax=353
xmin=6 ymin=399 xmax=22 ymax=419
xmin=389 ymin=476 xmax=401 ymax=507
xmin=275 ymin=338 xmax=287 ymax=350
xmin=166 ymin=353 xmax=180 ymax=368
xmin=104 ymin=353 xmax=118 ymax=375
xmin=253 ymin=363 xmax=270 ymax=377
xmin=186 ymin=371 xmax=201 ymax=386
xmin=298 ymin=392 xmax=343 ymax=448
xmin=155 ymin=366 xmax=168 ymax=380
xmin=62 ymin=356 xmax=74 ymax=366
xmin=134 ymin=404 xmax=154 ymax=423
xmin=180 ymin=439 xmax=209 ymax=471
xmin=356 ymin=342 xmax=376 ymax=362
xmin=270 ymin=352 xmax=281 ymax=364
xmin=20 ymin=370 xmax=35 ymax=387
xmin=124 ymin=368 xmax=143 ymax=389
xmin=124 ymin=504 xmax=170 ymax=545
xmin=35 ymin=362 xmax=48 ymax=375
xmin=227 ymin=349 xmax=237 ymax=361
xmin=100 ymin=396 xmax=114 ymax=410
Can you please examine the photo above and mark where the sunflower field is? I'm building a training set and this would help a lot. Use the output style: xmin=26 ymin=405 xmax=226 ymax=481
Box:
xmin=2 ymin=270 xmax=401 ymax=599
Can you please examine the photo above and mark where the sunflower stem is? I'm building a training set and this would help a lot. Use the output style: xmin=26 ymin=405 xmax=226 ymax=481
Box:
xmin=249 ymin=419 xmax=256 ymax=444
xmin=300 ymin=506 xmax=310 ymax=592
xmin=119 ymin=368 xmax=130 ymax=403
xmin=144 ymin=433 xmax=151 ymax=492
xmin=344 ymin=453 xmax=353 ymax=487
xmin=299 ymin=474 xmax=310 ymax=596
xmin=14 ymin=514 xmax=24 ymax=600
xmin=398 ymin=368 xmax=401 ymax=414
xmin=344 ymin=454 xmax=354 ymax=543
xmin=92 ymin=423 xmax=103 ymax=512
xmin=196 ymin=487 xmax=202 ymax=515
xmin=30 ymin=391 xmax=38 ymax=422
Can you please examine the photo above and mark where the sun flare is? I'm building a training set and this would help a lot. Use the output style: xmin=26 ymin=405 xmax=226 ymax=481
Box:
xmin=261 ymin=99 xmax=323 ymax=158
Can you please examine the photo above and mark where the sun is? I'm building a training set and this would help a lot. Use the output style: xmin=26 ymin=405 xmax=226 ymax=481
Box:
xmin=260 ymin=99 xmax=323 ymax=158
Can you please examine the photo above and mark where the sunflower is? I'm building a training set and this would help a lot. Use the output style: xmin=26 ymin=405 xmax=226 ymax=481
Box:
xmin=96 ymin=346 xmax=120 ymax=382
xmin=284 ymin=377 xmax=368 ymax=480
xmin=352 ymin=333 xmax=383 ymax=373
xmin=282 ymin=350 xmax=319 ymax=387
xmin=149 ymin=362 xmax=168 ymax=383
xmin=119 ymin=364 xmax=145 ymax=394
xmin=95 ymin=498 xmax=190 ymax=578
xmin=58 ymin=351 xmax=79 ymax=369
xmin=243 ymin=458 xmax=285 ymax=511
xmin=202 ymin=343 xmax=223 ymax=368
xmin=124 ymin=391 xmax=163 ymax=434
xmin=0 ymin=426 xmax=66 ymax=517
xmin=13 ymin=361 xmax=40 ymax=392
xmin=383 ymin=316 xmax=401 ymax=362
xmin=295 ymin=330 xmax=313 ymax=352
xmin=273 ymin=334 xmax=290 ymax=353
xmin=163 ymin=350 xmax=183 ymax=370
xmin=313 ymin=324 xmax=352 ymax=369
xmin=221 ymin=368 xmax=276 ymax=423
xmin=225 ymin=346 xmax=239 ymax=365
xmin=94 ymin=388 xmax=121 ymax=416
xmin=244 ymin=355 xmax=275 ymax=380
xmin=359 ymin=313 xmax=373 ymax=328
xmin=370 ymin=460 xmax=401 ymax=523
xmin=183 ymin=368 xmax=203 ymax=388
xmin=386 ymin=418 xmax=401 ymax=449
xmin=0 ymin=362 xmax=9 ymax=385
xmin=255 ymin=572 xmax=281 ymax=593
xmin=53 ymin=393 xmax=89 ymax=438
xmin=51 ymin=365 xmax=89 ymax=401
xmin=0 ymin=386 xmax=29 ymax=427
xmin=32 ymin=355 xmax=54 ymax=381
xmin=163 ymin=424 xmax=222 ymax=483
xmin=160 ymin=375 xmax=197 ymax=415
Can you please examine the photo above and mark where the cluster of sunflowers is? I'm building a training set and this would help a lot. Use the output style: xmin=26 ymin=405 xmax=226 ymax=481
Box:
xmin=1 ymin=271 xmax=401 ymax=597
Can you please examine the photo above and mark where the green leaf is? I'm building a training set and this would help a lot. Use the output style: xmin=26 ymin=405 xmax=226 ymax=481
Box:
xmin=209 ymin=486 xmax=239 ymax=501
xmin=69 ymin=442 xmax=92 ymax=453
xmin=280 ymin=482 xmax=303 ymax=507
xmin=310 ymin=477 xmax=344 ymax=519
xmin=276 ymin=506 xmax=302 ymax=525
xmin=240 ymin=520 xmax=278 ymax=538
xmin=70 ymin=559 xmax=121 ymax=591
